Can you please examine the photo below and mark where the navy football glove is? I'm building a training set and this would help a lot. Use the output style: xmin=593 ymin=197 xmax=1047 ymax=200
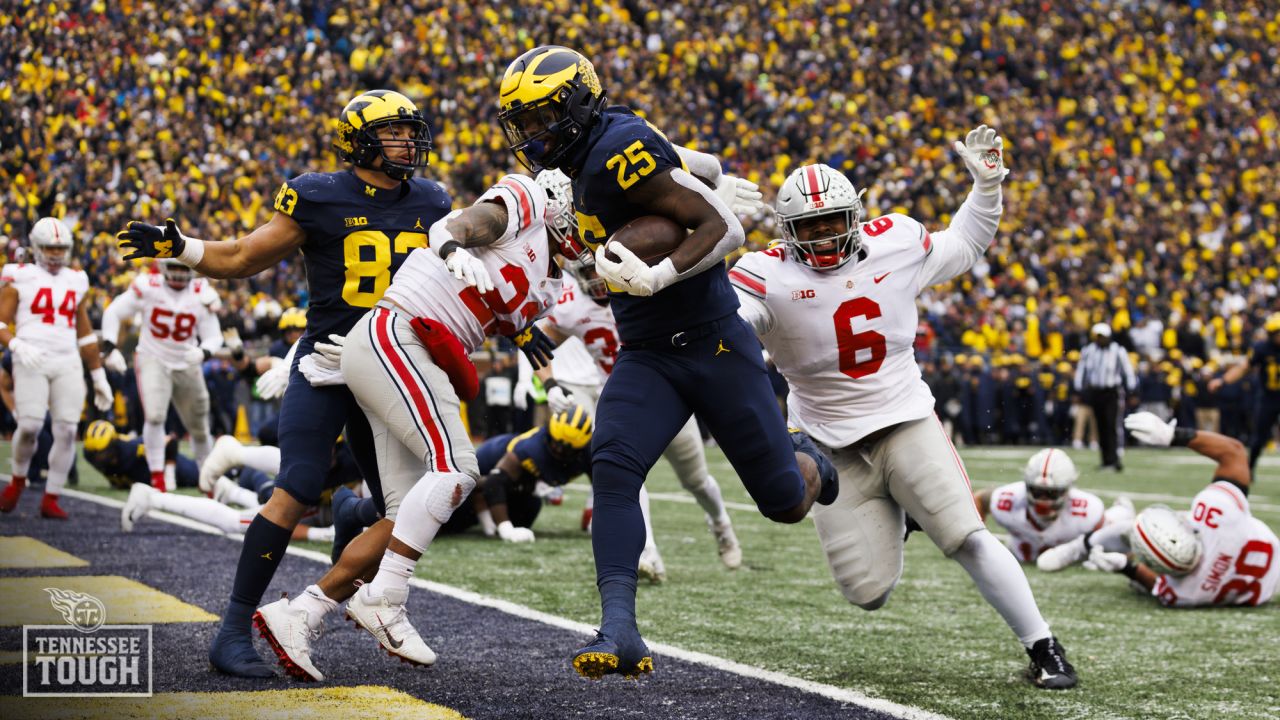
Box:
xmin=511 ymin=325 xmax=555 ymax=370
xmin=116 ymin=218 xmax=188 ymax=261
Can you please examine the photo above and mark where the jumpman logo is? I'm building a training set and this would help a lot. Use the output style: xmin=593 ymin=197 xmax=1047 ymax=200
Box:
xmin=414 ymin=218 xmax=424 ymax=230
xmin=715 ymin=340 xmax=730 ymax=356
xmin=260 ymin=551 xmax=273 ymax=560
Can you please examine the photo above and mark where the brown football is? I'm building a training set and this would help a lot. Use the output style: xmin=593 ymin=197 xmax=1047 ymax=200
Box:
xmin=604 ymin=215 xmax=687 ymax=266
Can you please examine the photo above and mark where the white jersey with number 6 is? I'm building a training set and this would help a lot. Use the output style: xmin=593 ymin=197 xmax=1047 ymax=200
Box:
xmin=1152 ymin=481 xmax=1279 ymax=608
xmin=1 ymin=263 xmax=89 ymax=354
xmin=102 ymin=271 xmax=222 ymax=369
xmin=383 ymin=173 xmax=561 ymax=352
xmin=987 ymin=482 xmax=1105 ymax=561
xmin=541 ymin=273 xmax=618 ymax=386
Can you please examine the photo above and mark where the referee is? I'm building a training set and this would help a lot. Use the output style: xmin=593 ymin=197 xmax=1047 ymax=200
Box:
xmin=1074 ymin=323 xmax=1137 ymax=471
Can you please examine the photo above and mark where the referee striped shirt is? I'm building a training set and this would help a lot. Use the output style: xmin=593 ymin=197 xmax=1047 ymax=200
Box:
xmin=1074 ymin=342 xmax=1137 ymax=392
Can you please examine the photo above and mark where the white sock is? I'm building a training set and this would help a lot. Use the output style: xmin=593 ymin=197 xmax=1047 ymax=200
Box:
xmin=306 ymin=526 xmax=335 ymax=543
xmin=951 ymin=530 xmax=1051 ymax=648
xmin=690 ymin=475 xmax=729 ymax=525
xmin=142 ymin=421 xmax=166 ymax=477
xmin=164 ymin=463 xmax=177 ymax=491
xmin=240 ymin=445 xmax=281 ymax=475
xmin=151 ymin=492 xmax=243 ymax=534
xmin=368 ymin=550 xmax=417 ymax=598
xmin=292 ymin=584 xmax=339 ymax=631
xmin=638 ymin=485 xmax=657 ymax=552
xmin=45 ymin=422 xmax=77 ymax=495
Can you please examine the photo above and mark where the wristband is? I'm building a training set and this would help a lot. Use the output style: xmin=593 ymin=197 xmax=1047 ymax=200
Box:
xmin=542 ymin=378 xmax=559 ymax=392
xmin=1171 ymin=427 xmax=1196 ymax=447
xmin=78 ymin=334 xmax=100 ymax=348
xmin=101 ymin=340 xmax=116 ymax=354
xmin=1121 ymin=559 xmax=1139 ymax=579
xmin=177 ymin=235 xmax=205 ymax=267
xmin=436 ymin=241 xmax=461 ymax=261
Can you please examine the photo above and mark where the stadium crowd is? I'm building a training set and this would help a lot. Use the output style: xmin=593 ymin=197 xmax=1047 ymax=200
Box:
xmin=2 ymin=0 xmax=1278 ymax=446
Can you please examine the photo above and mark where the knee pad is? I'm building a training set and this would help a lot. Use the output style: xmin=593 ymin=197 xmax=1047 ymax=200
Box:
xmin=15 ymin=417 xmax=43 ymax=440
xmin=418 ymin=472 xmax=476 ymax=525
xmin=50 ymin=421 xmax=77 ymax=444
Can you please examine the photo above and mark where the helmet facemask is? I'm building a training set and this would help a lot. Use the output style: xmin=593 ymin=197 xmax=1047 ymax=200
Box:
xmin=1022 ymin=448 xmax=1078 ymax=524
xmin=29 ymin=217 xmax=74 ymax=273
xmin=1026 ymin=484 xmax=1069 ymax=523
xmin=355 ymin=118 xmax=432 ymax=182
xmin=160 ymin=259 xmax=192 ymax=290
xmin=781 ymin=206 xmax=863 ymax=270
xmin=775 ymin=165 xmax=865 ymax=271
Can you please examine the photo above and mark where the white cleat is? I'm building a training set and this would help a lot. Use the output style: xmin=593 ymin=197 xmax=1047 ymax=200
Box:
xmin=212 ymin=475 xmax=238 ymax=506
xmin=709 ymin=517 xmax=742 ymax=570
xmin=345 ymin=584 xmax=436 ymax=667
xmin=1037 ymin=535 xmax=1088 ymax=572
xmin=253 ymin=597 xmax=324 ymax=681
xmin=199 ymin=435 xmax=245 ymax=494
xmin=638 ymin=546 xmax=667 ymax=584
xmin=121 ymin=483 xmax=155 ymax=532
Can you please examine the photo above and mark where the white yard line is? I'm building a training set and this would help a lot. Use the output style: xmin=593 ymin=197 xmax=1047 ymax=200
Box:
xmin=55 ymin=485 xmax=953 ymax=720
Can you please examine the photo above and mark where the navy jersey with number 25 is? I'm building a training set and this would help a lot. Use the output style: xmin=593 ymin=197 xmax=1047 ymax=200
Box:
xmin=571 ymin=108 xmax=739 ymax=343
xmin=272 ymin=170 xmax=451 ymax=346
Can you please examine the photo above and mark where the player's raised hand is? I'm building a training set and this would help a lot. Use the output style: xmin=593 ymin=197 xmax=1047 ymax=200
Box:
xmin=714 ymin=174 xmax=764 ymax=215
xmin=1124 ymin=412 xmax=1175 ymax=446
xmin=116 ymin=219 xmax=190 ymax=261
xmin=953 ymin=125 xmax=1009 ymax=194
xmin=511 ymin=324 xmax=555 ymax=370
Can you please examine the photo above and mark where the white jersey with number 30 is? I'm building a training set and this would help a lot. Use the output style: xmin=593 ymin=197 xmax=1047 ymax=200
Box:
xmin=383 ymin=174 xmax=561 ymax=351
xmin=541 ymin=273 xmax=619 ymax=385
xmin=730 ymin=214 xmax=939 ymax=447
xmin=987 ymin=482 xmax=1105 ymax=561
xmin=1152 ymin=481 xmax=1279 ymax=608
xmin=1 ymin=263 xmax=89 ymax=355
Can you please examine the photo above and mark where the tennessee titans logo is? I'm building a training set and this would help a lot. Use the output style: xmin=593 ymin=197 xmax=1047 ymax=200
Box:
xmin=45 ymin=588 xmax=107 ymax=633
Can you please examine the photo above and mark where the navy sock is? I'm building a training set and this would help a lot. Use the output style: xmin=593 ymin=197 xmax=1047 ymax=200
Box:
xmin=349 ymin=496 xmax=379 ymax=527
xmin=589 ymin=459 xmax=646 ymax=629
xmin=226 ymin=514 xmax=292 ymax=629
xmin=599 ymin=577 xmax=638 ymax=633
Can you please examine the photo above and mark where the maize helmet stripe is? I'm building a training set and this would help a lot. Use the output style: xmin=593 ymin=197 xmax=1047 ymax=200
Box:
xmin=500 ymin=48 xmax=586 ymax=108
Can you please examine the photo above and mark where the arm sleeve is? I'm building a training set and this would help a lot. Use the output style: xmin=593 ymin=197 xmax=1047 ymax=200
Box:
xmin=916 ymin=188 xmax=1003 ymax=289
xmin=197 ymin=309 xmax=223 ymax=353
xmin=100 ymin=289 xmax=142 ymax=346
xmin=734 ymin=288 xmax=776 ymax=337
xmin=668 ymin=168 xmax=745 ymax=280
xmin=675 ymin=145 xmax=723 ymax=186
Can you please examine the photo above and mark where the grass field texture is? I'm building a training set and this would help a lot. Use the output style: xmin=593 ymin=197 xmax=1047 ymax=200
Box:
xmin=6 ymin=443 xmax=1278 ymax=720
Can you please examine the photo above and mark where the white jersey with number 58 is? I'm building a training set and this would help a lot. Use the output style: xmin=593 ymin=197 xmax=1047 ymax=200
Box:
xmin=1152 ymin=481 xmax=1279 ymax=608
xmin=1 ymin=263 xmax=89 ymax=354
xmin=102 ymin=272 xmax=222 ymax=369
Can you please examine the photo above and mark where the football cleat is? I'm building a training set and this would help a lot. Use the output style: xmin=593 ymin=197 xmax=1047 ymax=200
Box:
xmin=121 ymin=483 xmax=155 ymax=532
xmin=345 ymin=583 xmax=436 ymax=667
xmin=709 ymin=517 xmax=742 ymax=569
xmin=200 ymin=435 xmax=245 ymax=495
xmin=0 ymin=476 xmax=26 ymax=513
xmin=212 ymin=476 xmax=239 ymax=506
xmin=254 ymin=597 xmax=324 ymax=681
xmin=572 ymin=627 xmax=654 ymax=680
xmin=637 ymin=546 xmax=667 ymax=584
xmin=209 ymin=624 xmax=276 ymax=678
xmin=1025 ymin=636 xmax=1078 ymax=690
xmin=40 ymin=493 xmax=68 ymax=520
xmin=1036 ymin=535 xmax=1089 ymax=573
xmin=789 ymin=430 xmax=839 ymax=505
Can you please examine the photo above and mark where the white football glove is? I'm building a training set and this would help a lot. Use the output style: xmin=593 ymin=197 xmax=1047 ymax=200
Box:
xmin=90 ymin=367 xmax=113 ymax=412
xmin=298 ymin=353 xmax=344 ymax=387
xmin=533 ymin=480 xmax=564 ymax=505
xmin=103 ymin=348 xmax=128 ymax=374
xmin=546 ymin=385 xmax=576 ymax=415
xmin=8 ymin=337 xmax=45 ymax=369
xmin=714 ymin=174 xmax=764 ymax=215
xmin=181 ymin=346 xmax=208 ymax=367
xmin=1124 ymin=411 xmax=1175 ymax=447
xmin=594 ymin=242 xmax=677 ymax=297
xmin=444 ymin=247 xmax=495 ymax=294
xmin=255 ymin=362 xmax=289 ymax=400
xmin=313 ymin=333 xmax=345 ymax=372
xmin=1082 ymin=545 xmax=1131 ymax=574
xmin=954 ymin=124 xmax=1009 ymax=195
xmin=497 ymin=520 xmax=535 ymax=543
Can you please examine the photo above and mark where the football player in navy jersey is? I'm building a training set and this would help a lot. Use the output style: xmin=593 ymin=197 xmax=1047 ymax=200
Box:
xmin=117 ymin=90 xmax=453 ymax=678
xmin=1213 ymin=312 xmax=1280 ymax=473
xmin=498 ymin=46 xmax=839 ymax=679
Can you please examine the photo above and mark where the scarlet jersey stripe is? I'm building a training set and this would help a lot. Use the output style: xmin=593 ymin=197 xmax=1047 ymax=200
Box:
xmin=500 ymin=177 xmax=534 ymax=230
xmin=372 ymin=309 xmax=452 ymax=472
xmin=728 ymin=270 xmax=766 ymax=298
xmin=922 ymin=231 xmax=933 ymax=254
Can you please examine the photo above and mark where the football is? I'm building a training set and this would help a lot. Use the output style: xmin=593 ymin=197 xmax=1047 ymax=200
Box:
xmin=604 ymin=215 xmax=687 ymax=266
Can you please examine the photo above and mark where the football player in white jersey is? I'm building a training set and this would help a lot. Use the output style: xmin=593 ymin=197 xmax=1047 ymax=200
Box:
xmin=254 ymin=172 xmax=562 ymax=681
xmin=100 ymin=259 xmax=223 ymax=491
xmin=973 ymin=448 xmax=1135 ymax=565
xmin=1059 ymin=412 xmax=1279 ymax=608
xmin=532 ymin=169 xmax=743 ymax=578
xmin=731 ymin=127 xmax=1077 ymax=689
xmin=0 ymin=217 xmax=113 ymax=519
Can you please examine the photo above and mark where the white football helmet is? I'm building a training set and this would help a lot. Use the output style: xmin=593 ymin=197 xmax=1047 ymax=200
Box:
xmin=535 ymin=168 xmax=606 ymax=301
xmin=774 ymin=163 xmax=865 ymax=270
xmin=1023 ymin=448 xmax=1078 ymax=522
xmin=1129 ymin=505 xmax=1203 ymax=576
xmin=29 ymin=217 xmax=74 ymax=273
xmin=159 ymin=258 xmax=192 ymax=290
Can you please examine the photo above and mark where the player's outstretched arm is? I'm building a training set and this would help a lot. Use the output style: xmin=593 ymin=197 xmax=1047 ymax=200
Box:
xmin=1124 ymin=411 xmax=1251 ymax=491
xmin=918 ymin=125 xmax=1009 ymax=288
xmin=117 ymin=213 xmax=305 ymax=279
xmin=676 ymin=146 xmax=764 ymax=216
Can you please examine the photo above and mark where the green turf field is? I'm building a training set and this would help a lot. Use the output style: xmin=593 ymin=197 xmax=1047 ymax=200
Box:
xmin=7 ymin=443 xmax=1278 ymax=720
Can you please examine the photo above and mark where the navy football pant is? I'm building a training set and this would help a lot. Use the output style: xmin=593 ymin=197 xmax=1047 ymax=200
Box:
xmin=1249 ymin=398 xmax=1280 ymax=471
xmin=590 ymin=316 xmax=804 ymax=586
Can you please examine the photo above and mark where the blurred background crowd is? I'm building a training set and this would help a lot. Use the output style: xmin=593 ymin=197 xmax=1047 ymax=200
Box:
xmin=2 ymin=0 xmax=1278 ymax=447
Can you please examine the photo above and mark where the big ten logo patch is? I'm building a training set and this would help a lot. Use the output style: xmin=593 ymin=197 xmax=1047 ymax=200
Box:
xmin=24 ymin=588 xmax=152 ymax=697
xmin=791 ymin=289 xmax=816 ymax=301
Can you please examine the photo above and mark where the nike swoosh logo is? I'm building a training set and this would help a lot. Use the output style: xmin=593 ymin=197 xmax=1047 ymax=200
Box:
xmin=874 ymin=272 xmax=891 ymax=284
xmin=376 ymin=611 xmax=404 ymax=649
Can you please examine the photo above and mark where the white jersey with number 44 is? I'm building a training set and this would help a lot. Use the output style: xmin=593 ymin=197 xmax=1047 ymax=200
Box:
xmin=383 ymin=174 xmax=561 ymax=352
xmin=731 ymin=213 xmax=945 ymax=448
xmin=1152 ymin=481 xmax=1279 ymax=608
xmin=987 ymin=482 xmax=1105 ymax=562
xmin=1 ymin=263 xmax=89 ymax=355
xmin=105 ymin=272 xmax=222 ymax=369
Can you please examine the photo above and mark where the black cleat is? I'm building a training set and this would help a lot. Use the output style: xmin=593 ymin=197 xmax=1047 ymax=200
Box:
xmin=790 ymin=430 xmax=839 ymax=505
xmin=1026 ymin=636 xmax=1078 ymax=690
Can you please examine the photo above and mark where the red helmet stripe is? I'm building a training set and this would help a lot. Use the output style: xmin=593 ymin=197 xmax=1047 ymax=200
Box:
xmin=1040 ymin=448 xmax=1054 ymax=482
xmin=805 ymin=165 xmax=821 ymax=199
xmin=1134 ymin=519 xmax=1180 ymax=570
